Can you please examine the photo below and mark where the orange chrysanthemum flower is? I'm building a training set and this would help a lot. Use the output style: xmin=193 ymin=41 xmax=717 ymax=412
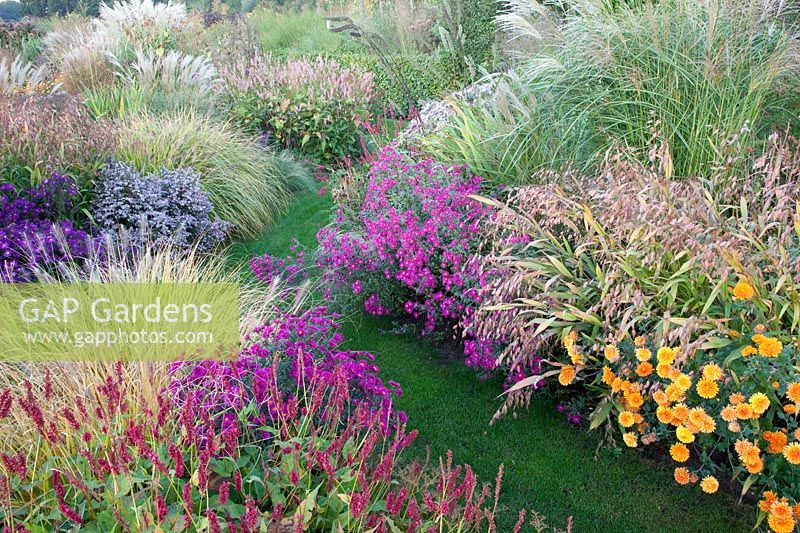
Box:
xmin=673 ymin=373 xmax=691 ymax=391
xmin=759 ymin=337 xmax=784 ymax=358
xmin=784 ymin=443 xmax=800 ymax=465
xmin=672 ymin=404 xmax=689 ymax=423
xmin=601 ymin=366 xmax=615 ymax=385
xmin=634 ymin=335 xmax=646 ymax=347
xmin=760 ymin=491 xmax=778 ymax=512
xmin=656 ymin=347 xmax=676 ymax=365
xmin=787 ymin=383 xmax=800 ymax=404
xmin=604 ymin=344 xmax=620 ymax=362
xmin=721 ymin=405 xmax=737 ymax=423
xmin=730 ymin=393 xmax=746 ymax=405
xmin=656 ymin=405 xmax=673 ymax=424
xmin=673 ymin=467 xmax=691 ymax=485
xmin=696 ymin=378 xmax=719 ymax=399
xmin=669 ymin=443 xmax=689 ymax=462
xmin=626 ymin=391 xmax=644 ymax=410
xmin=676 ymin=425 xmax=695 ymax=444
xmin=732 ymin=281 xmax=755 ymax=300
xmin=635 ymin=348 xmax=652 ymax=362
xmin=558 ymin=365 xmax=576 ymax=386
xmin=700 ymin=476 xmax=719 ymax=494
xmin=750 ymin=393 xmax=770 ymax=415
xmin=653 ymin=390 xmax=669 ymax=405
xmin=702 ymin=364 xmax=723 ymax=381
xmin=636 ymin=362 xmax=653 ymax=377
xmin=742 ymin=345 xmax=758 ymax=357
xmin=623 ymin=432 xmax=638 ymax=448
xmin=618 ymin=411 xmax=636 ymax=428
xmin=656 ymin=362 xmax=671 ymax=378
xmin=736 ymin=403 xmax=755 ymax=420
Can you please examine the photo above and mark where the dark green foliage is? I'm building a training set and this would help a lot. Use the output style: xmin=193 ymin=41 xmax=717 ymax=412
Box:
xmin=21 ymin=0 xmax=98 ymax=17
xmin=460 ymin=0 xmax=496 ymax=65
xmin=335 ymin=52 xmax=462 ymax=115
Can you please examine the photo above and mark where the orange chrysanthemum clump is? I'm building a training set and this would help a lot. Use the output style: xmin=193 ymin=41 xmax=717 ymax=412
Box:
xmin=769 ymin=500 xmax=796 ymax=533
xmin=673 ymin=467 xmax=691 ymax=485
xmin=558 ymin=365 xmax=576 ymax=386
xmin=700 ymin=476 xmax=719 ymax=494
xmin=784 ymin=443 xmax=800 ymax=465
xmin=669 ymin=443 xmax=689 ymax=462
xmin=732 ymin=281 xmax=755 ymax=300
xmin=696 ymin=378 xmax=719 ymax=399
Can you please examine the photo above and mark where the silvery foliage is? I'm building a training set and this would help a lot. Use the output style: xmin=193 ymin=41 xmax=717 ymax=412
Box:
xmin=93 ymin=161 xmax=229 ymax=252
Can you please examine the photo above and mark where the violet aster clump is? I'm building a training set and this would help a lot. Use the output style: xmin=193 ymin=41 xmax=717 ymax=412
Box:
xmin=0 ymin=173 xmax=91 ymax=282
xmin=93 ymin=161 xmax=230 ymax=252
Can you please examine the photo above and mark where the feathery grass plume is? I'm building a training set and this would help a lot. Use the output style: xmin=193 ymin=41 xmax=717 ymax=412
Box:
xmin=0 ymin=55 xmax=50 ymax=94
xmin=93 ymin=0 xmax=187 ymax=50
xmin=114 ymin=113 xmax=306 ymax=237
xmin=432 ymin=0 xmax=799 ymax=183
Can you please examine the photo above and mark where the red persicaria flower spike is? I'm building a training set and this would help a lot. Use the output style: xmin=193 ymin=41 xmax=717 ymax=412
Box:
xmin=207 ymin=510 xmax=221 ymax=533
xmin=218 ymin=480 xmax=230 ymax=505
xmin=51 ymin=470 xmax=82 ymax=524
xmin=0 ymin=389 xmax=12 ymax=419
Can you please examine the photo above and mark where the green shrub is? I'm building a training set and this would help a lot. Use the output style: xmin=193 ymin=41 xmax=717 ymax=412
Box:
xmin=335 ymin=51 xmax=462 ymax=115
xmin=438 ymin=0 xmax=799 ymax=183
xmin=219 ymin=53 xmax=379 ymax=163
xmin=457 ymin=0 xmax=497 ymax=66
xmin=114 ymin=113 xmax=311 ymax=237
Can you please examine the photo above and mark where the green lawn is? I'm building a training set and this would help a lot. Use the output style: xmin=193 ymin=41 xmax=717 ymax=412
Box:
xmin=228 ymin=191 xmax=753 ymax=532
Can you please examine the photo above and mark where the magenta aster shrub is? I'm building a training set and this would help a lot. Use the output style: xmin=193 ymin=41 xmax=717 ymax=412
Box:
xmin=0 ymin=173 xmax=92 ymax=282
xmin=316 ymin=145 xmax=497 ymax=372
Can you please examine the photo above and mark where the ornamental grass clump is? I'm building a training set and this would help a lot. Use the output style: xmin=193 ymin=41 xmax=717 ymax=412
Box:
xmin=93 ymin=161 xmax=230 ymax=252
xmin=316 ymin=145 xmax=497 ymax=371
xmin=219 ymin=53 xmax=379 ymax=162
xmin=427 ymin=0 xmax=799 ymax=184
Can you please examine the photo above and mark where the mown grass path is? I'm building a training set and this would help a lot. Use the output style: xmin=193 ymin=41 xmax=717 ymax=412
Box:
xmin=228 ymin=191 xmax=753 ymax=532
